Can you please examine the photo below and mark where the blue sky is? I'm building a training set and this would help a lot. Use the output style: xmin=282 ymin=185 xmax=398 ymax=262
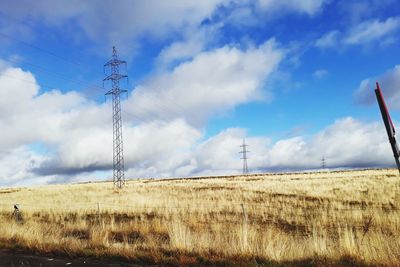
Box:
xmin=0 ymin=0 xmax=400 ymax=186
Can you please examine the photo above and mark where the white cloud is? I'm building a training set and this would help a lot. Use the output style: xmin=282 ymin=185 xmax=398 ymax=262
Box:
xmin=0 ymin=67 xmax=88 ymax=150
xmin=156 ymin=24 xmax=221 ymax=67
xmin=344 ymin=17 xmax=400 ymax=45
xmin=36 ymin=118 xmax=202 ymax=178
xmin=354 ymin=65 xmax=400 ymax=108
xmin=316 ymin=17 xmax=400 ymax=49
xmin=195 ymin=128 xmax=248 ymax=172
xmin=124 ymin=119 xmax=202 ymax=172
xmin=307 ymin=117 xmax=390 ymax=168
xmin=0 ymin=146 xmax=50 ymax=187
xmin=315 ymin=30 xmax=340 ymax=48
xmin=126 ymin=39 xmax=284 ymax=126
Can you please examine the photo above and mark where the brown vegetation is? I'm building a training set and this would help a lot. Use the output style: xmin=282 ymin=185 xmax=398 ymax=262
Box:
xmin=0 ymin=169 xmax=400 ymax=266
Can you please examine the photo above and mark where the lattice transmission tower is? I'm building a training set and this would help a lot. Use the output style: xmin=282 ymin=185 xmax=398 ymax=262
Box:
xmin=239 ymin=139 xmax=250 ymax=174
xmin=103 ymin=46 xmax=128 ymax=188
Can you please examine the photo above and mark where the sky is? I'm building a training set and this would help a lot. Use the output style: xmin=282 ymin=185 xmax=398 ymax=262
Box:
xmin=0 ymin=0 xmax=400 ymax=187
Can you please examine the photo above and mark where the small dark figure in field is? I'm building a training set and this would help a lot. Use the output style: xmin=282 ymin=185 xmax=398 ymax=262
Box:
xmin=12 ymin=204 xmax=22 ymax=223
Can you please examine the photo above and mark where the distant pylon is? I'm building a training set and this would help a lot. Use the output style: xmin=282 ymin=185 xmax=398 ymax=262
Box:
xmin=103 ymin=46 xmax=128 ymax=188
xmin=239 ymin=139 xmax=250 ymax=174
xmin=321 ymin=156 xmax=326 ymax=170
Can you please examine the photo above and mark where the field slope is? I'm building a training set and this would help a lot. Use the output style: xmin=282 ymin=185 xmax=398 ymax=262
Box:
xmin=0 ymin=169 xmax=399 ymax=266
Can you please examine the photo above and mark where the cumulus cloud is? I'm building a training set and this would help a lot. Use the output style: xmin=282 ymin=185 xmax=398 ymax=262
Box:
xmin=34 ymin=118 xmax=202 ymax=178
xmin=123 ymin=119 xmax=202 ymax=172
xmin=126 ymin=39 xmax=284 ymax=126
xmin=0 ymin=67 xmax=89 ymax=150
xmin=354 ymin=65 xmax=400 ymax=108
xmin=305 ymin=117 xmax=390 ymax=168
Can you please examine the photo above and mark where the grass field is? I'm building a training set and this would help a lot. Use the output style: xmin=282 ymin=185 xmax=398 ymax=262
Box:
xmin=0 ymin=169 xmax=400 ymax=266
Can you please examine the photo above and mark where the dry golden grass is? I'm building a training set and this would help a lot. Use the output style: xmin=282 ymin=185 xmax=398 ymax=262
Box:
xmin=0 ymin=169 xmax=400 ymax=266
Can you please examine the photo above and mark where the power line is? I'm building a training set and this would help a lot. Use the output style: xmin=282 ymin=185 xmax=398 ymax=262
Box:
xmin=0 ymin=59 xmax=179 ymax=124
xmin=0 ymin=56 xmax=104 ymax=93
xmin=0 ymin=10 xmax=241 ymax=129
xmin=0 ymin=10 xmax=102 ymax=74
xmin=0 ymin=32 xmax=96 ymax=73
xmin=0 ymin=55 xmax=183 ymax=126
xmin=0 ymin=15 xmax=209 ymax=125
xmin=0 ymin=72 xmax=57 ymax=92
xmin=0 ymin=13 xmax=205 ymax=122
xmin=0 ymin=67 xmax=190 ymax=129
xmin=0 ymin=34 xmax=202 ymax=125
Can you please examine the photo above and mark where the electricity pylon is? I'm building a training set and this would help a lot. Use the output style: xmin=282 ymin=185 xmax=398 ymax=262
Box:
xmin=239 ymin=139 xmax=250 ymax=174
xmin=104 ymin=46 xmax=128 ymax=188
